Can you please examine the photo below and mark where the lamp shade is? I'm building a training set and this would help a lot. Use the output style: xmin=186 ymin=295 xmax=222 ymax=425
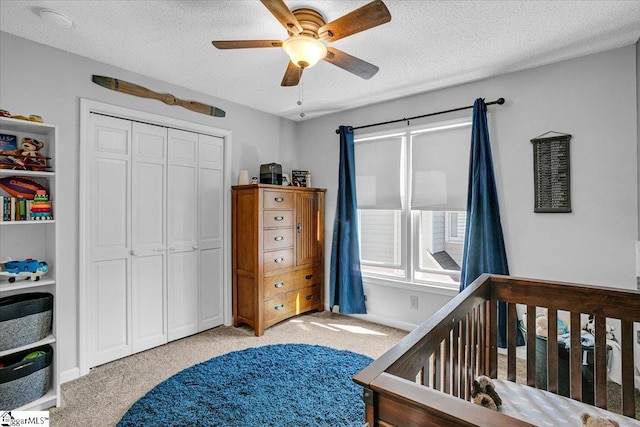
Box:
xmin=282 ymin=35 xmax=327 ymax=68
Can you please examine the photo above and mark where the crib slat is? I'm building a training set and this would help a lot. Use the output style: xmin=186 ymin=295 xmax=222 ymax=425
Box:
xmin=620 ymin=319 xmax=635 ymax=417
xmin=547 ymin=309 xmax=559 ymax=394
xmin=526 ymin=305 xmax=536 ymax=387
xmin=451 ymin=324 xmax=460 ymax=397
xmin=429 ymin=352 xmax=436 ymax=388
xmin=593 ymin=315 xmax=607 ymax=409
xmin=569 ymin=312 xmax=582 ymax=402
xmin=488 ymin=299 xmax=498 ymax=378
xmin=441 ymin=337 xmax=449 ymax=393
xmin=507 ymin=302 xmax=517 ymax=382
xmin=477 ymin=303 xmax=485 ymax=377
xmin=464 ymin=312 xmax=471 ymax=400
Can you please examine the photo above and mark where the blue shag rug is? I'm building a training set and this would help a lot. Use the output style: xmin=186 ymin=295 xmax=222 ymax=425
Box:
xmin=117 ymin=344 xmax=372 ymax=427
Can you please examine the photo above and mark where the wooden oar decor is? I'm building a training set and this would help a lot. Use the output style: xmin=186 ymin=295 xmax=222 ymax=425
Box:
xmin=92 ymin=75 xmax=225 ymax=118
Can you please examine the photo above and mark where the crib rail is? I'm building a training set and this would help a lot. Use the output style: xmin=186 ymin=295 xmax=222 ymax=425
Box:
xmin=354 ymin=274 xmax=640 ymax=426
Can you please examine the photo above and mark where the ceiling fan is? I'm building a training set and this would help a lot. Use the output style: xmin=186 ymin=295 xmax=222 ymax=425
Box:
xmin=212 ymin=0 xmax=391 ymax=87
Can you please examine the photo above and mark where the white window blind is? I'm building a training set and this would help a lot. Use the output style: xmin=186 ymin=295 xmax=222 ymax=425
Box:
xmin=410 ymin=122 xmax=471 ymax=211
xmin=355 ymin=135 xmax=403 ymax=209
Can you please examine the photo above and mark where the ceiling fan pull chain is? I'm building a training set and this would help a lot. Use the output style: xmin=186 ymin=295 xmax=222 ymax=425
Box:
xmin=298 ymin=70 xmax=305 ymax=118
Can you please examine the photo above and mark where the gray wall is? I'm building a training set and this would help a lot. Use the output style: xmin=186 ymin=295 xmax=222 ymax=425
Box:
xmin=0 ymin=32 xmax=298 ymax=379
xmin=2 ymin=31 xmax=638 ymax=379
xmin=298 ymin=45 xmax=638 ymax=329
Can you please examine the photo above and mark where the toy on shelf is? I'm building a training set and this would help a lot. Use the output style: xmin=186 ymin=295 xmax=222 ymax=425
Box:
xmin=0 ymin=137 xmax=51 ymax=171
xmin=0 ymin=109 xmax=44 ymax=122
xmin=30 ymin=190 xmax=53 ymax=220
xmin=0 ymin=176 xmax=49 ymax=199
xmin=0 ymin=258 xmax=49 ymax=283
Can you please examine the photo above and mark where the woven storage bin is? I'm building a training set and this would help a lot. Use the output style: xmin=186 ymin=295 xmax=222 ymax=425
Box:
xmin=0 ymin=293 xmax=53 ymax=351
xmin=0 ymin=344 xmax=53 ymax=409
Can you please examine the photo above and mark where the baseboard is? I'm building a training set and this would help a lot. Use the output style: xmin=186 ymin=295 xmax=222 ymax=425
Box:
xmin=346 ymin=313 xmax=417 ymax=332
xmin=60 ymin=367 xmax=80 ymax=384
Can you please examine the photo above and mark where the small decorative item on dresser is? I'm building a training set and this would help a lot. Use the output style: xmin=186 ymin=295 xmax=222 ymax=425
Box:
xmin=251 ymin=176 xmax=259 ymax=184
xmin=238 ymin=170 xmax=249 ymax=185
xmin=291 ymin=170 xmax=308 ymax=187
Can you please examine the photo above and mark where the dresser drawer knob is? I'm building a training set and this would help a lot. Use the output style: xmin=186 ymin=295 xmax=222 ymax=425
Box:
xmin=274 ymin=304 xmax=285 ymax=311
xmin=274 ymin=197 xmax=284 ymax=202
xmin=274 ymin=257 xmax=285 ymax=263
xmin=305 ymin=294 xmax=314 ymax=301
xmin=274 ymin=236 xmax=284 ymax=241
xmin=274 ymin=282 xmax=284 ymax=288
xmin=274 ymin=216 xmax=284 ymax=221
xmin=305 ymin=274 xmax=313 ymax=280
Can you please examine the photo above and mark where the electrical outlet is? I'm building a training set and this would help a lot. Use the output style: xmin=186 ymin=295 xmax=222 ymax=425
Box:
xmin=637 ymin=330 xmax=640 ymax=344
xmin=410 ymin=295 xmax=418 ymax=309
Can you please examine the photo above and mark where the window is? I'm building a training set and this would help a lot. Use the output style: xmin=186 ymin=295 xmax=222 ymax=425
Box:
xmin=355 ymin=118 xmax=472 ymax=289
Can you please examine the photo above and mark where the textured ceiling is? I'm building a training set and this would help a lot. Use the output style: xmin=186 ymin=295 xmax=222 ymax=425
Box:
xmin=1 ymin=1 xmax=640 ymax=121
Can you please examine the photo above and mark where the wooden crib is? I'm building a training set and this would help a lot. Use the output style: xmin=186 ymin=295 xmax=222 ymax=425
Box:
xmin=354 ymin=274 xmax=640 ymax=426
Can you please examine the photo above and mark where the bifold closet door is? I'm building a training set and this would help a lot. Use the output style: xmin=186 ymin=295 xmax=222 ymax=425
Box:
xmin=130 ymin=122 xmax=168 ymax=353
xmin=167 ymin=129 xmax=199 ymax=341
xmin=197 ymin=134 xmax=224 ymax=330
xmin=87 ymin=114 xmax=133 ymax=367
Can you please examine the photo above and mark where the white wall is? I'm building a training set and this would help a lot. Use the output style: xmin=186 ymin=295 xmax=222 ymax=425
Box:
xmin=298 ymin=45 xmax=638 ymax=329
xmin=0 ymin=32 xmax=297 ymax=380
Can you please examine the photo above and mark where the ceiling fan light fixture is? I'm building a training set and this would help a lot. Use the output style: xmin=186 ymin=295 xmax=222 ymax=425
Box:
xmin=282 ymin=35 xmax=327 ymax=68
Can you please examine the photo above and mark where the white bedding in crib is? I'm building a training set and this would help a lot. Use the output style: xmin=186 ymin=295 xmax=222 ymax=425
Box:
xmin=493 ymin=379 xmax=639 ymax=427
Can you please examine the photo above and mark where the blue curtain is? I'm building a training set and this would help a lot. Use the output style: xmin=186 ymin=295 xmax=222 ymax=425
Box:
xmin=329 ymin=126 xmax=367 ymax=314
xmin=460 ymin=98 xmax=523 ymax=348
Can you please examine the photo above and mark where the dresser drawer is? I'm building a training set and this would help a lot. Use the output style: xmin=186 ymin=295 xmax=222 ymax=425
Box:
xmin=263 ymin=267 xmax=321 ymax=299
xmin=263 ymin=285 xmax=320 ymax=326
xmin=263 ymin=248 xmax=294 ymax=273
xmin=263 ymin=210 xmax=293 ymax=228
xmin=264 ymin=190 xmax=294 ymax=210
xmin=263 ymin=228 xmax=293 ymax=251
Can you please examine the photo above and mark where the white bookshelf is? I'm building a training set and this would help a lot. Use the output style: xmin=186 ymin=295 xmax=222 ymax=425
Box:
xmin=0 ymin=116 xmax=59 ymax=410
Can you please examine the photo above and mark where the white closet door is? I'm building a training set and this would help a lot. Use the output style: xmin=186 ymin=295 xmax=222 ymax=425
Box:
xmin=198 ymin=134 xmax=224 ymax=330
xmin=167 ymin=128 xmax=199 ymax=340
xmin=131 ymin=122 xmax=168 ymax=353
xmin=87 ymin=114 xmax=132 ymax=367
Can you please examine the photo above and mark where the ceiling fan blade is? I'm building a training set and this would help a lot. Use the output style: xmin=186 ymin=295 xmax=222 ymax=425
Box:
xmin=212 ymin=40 xmax=282 ymax=49
xmin=318 ymin=0 xmax=391 ymax=42
xmin=323 ymin=47 xmax=379 ymax=80
xmin=281 ymin=61 xmax=303 ymax=86
xmin=260 ymin=0 xmax=303 ymax=35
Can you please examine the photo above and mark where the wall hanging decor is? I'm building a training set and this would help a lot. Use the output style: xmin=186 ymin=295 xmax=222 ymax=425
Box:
xmin=91 ymin=75 xmax=225 ymax=118
xmin=530 ymin=131 xmax=572 ymax=213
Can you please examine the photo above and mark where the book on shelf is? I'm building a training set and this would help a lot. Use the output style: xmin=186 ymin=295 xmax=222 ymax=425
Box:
xmin=0 ymin=195 xmax=52 ymax=221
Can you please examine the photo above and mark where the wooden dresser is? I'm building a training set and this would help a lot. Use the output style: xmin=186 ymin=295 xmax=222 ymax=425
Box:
xmin=232 ymin=184 xmax=325 ymax=336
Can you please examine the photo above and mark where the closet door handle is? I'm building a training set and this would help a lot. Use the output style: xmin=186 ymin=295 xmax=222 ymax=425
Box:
xmin=274 ymin=197 xmax=284 ymax=202
xmin=274 ymin=236 xmax=284 ymax=241
xmin=274 ymin=257 xmax=285 ymax=263
xmin=274 ymin=216 xmax=284 ymax=221
xmin=130 ymin=250 xmax=138 ymax=256
xmin=297 ymin=223 xmax=302 ymax=233
xmin=274 ymin=304 xmax=285 ymax=311
xmin=192 ymin=244 xmax=199 ymax=250
xmin=169 ymin=246 xmax=176 ymax=251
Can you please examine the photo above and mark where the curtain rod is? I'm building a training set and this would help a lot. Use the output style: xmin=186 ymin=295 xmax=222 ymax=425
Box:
xmin=335 ymin=97 xmax=505 ymax=134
